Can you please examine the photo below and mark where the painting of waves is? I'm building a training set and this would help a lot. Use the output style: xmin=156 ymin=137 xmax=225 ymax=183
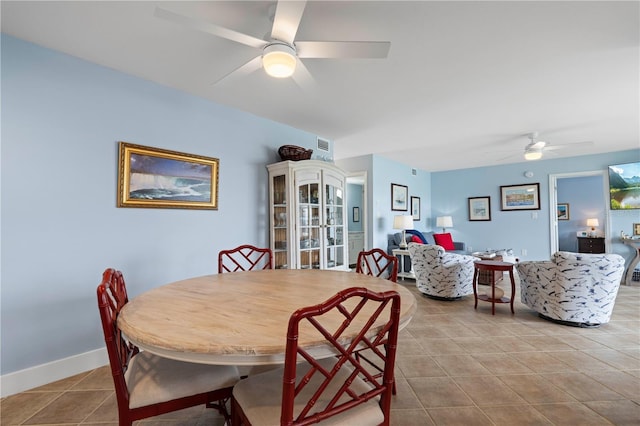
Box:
xmin=129 ymin=153 xmax=212 ymax=202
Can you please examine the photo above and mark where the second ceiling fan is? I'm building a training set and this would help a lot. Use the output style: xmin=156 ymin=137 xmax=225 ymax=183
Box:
xmin=523 ymin=132 xmax=593 ymax=161
xmin=154 ymin=1 xmax=390 ymax=88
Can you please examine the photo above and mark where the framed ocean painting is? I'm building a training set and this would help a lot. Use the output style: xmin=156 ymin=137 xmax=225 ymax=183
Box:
xmin=117 ymin=142 xmax=219 ymax=210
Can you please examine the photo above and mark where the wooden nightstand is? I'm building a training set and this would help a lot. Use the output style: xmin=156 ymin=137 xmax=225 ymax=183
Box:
xmin=577 ymin=237 xmax=605 ymax=254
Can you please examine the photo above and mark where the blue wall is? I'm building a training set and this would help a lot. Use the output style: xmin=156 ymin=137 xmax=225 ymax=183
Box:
xmin=1 ymin=35 xmax=324 ymax=376
xmin=557 ymin=176 xmax=605 ymax=251
xmin=347 ymin=183 xmax=363 ymax=232
xmin=431 ymin=152 xmax=640 ymax=261
xmin=340 ymin=151 xmax=639 ymax=266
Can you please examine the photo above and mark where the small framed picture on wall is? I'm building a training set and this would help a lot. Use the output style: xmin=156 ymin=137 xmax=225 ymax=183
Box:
xmin=353 ymin=207 xmax=360 ymax=222
xmin=557 ymin=203 xmax=570 ymax=220
xmin=468 ymin=196 xmax=491 ymax=221
xmin=410 ymin=196 xmax=421 ymax=221
xmin=391 ymin=183 xmax=408 ymax=211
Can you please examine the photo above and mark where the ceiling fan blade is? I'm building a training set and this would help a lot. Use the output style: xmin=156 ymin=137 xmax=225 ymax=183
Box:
xmin=271 ymin=0 xmax=306 ymax=45
xmin=296 ymin=41 xmax=391 ymax=59
xmin=495 ymin=152 xmax=522 ymax=162
xmin=291 ymin=60 xmax=318 ymax=91
xmin=154 ymin=7 xmax=266 ymax=49
xmin=545 ymin=141 xmax=594 ymax=151
xmin=210 ymin=55 xmax=262 ymax=86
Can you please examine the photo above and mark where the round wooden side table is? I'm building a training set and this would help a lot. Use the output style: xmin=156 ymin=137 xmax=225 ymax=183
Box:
xmin=473 ymin=260 xmax=516 ymax=315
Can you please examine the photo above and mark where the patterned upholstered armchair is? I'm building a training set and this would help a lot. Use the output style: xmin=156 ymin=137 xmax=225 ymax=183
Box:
xmin=408 ymin=243 xmax=477 ymax=300
xmin=516 ymin=251 xmax=625 ymax=327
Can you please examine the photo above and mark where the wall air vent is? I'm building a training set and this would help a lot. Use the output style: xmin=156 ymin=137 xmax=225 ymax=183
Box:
xmin=412 ymin=168 xmax=417 ymax=176
xmin=317 ymin=138 xmax=330 ymax=152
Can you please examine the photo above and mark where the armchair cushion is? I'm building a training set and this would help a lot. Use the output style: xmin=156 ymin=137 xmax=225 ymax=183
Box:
xmin=516 ymin=251 xmax=625 ymax=326
xmin=408 ymin=243 xmax=477 ymax=299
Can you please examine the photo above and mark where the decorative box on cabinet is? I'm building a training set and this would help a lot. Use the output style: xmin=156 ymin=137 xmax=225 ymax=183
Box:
xmin=577 ymin=237 xmax=605 ymax=254
xmin=267 ymin=160 xmax=349 ymax=270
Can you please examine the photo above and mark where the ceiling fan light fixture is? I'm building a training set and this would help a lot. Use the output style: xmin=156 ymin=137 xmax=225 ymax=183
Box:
xmin=524 ymin=148 xmax=543 ymax=161
xmin=262 ymin=43 xmax=297 ymax=78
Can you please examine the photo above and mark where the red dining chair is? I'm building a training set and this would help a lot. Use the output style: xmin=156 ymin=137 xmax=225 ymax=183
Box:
xmin=218 ymin=244 xmax=273 ymax=273
xmin=356 ymin=248 xmax=399 ymax=283
xmin=355 ymin=249 xmax=399 ymax=394
xmin=231 ymin=287 xmax=401 ymax=426
xmin=97 ymin=268 xmax=240 ymax=425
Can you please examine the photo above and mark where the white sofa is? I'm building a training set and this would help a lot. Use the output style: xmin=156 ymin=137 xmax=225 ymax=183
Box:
xmin=408 ymin=243 xmax=477 ymax=300
xmin=516 ymin=251 xmax=625 ymax=327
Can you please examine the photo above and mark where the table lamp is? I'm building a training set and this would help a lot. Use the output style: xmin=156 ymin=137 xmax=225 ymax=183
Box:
xmin=436 ymin=216 xmax=453 ymax=234
xmin=587 ymin=218 xmax=599 ymax=237
xmin=393 ymin=215 xmax=414 ymax=249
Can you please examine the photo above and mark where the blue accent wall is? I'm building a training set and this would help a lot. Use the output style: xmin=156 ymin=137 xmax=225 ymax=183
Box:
xmin=1 ymin=35 xmax=323 ymax=375
xmin=557 ymin=176 xmax=605 ymax=251
xmin=347 ymin=183 xmax=363 ymax=232
xmin=430 ymin=152 xmax=640 ymax=260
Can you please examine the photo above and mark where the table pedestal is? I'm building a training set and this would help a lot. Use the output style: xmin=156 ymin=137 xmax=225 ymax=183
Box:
xmin=621 ymin=238 xmax=640 ymax=286
xmin=473 ymin=260 xmax=516 ymax=315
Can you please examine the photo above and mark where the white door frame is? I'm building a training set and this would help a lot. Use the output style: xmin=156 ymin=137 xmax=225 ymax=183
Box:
xmin=548 ymin=170 xmax=609 ymax=254
xmin=346 ymin=171 xmax=368 ymax=251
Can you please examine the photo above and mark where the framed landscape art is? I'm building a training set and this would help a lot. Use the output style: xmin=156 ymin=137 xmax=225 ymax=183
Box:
xmin=468 ymin=196 xmax=491 ymax=221
xmin=117 ymin=142 xmax=219 ymax=210
xmin=500 ymin=183 xmax=540 ymax=211
xmin=608 ymin=162 xmax=640 ymax=210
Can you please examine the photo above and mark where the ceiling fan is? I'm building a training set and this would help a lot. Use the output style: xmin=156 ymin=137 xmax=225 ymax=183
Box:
xmin=154 ymin=1 xmax=390 ymax=88
xmin=522 ymin=132 xmax=593 ymax=161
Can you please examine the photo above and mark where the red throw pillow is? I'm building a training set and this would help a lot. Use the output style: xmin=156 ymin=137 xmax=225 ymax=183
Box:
xmin=434 ymin=233 xmax=455 ymax=251
xmin=411 ymin=235 xmax=423 ymax=244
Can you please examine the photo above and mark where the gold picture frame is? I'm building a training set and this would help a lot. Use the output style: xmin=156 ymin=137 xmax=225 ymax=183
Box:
xmin=117 ymin=142 xmax=219 ymax=210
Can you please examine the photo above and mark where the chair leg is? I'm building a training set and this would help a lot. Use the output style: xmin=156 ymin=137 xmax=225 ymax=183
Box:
xmin=207 ymin=398 xmax=231 ymax=424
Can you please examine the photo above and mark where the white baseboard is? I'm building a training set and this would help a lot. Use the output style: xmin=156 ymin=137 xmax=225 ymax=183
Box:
xmin=0 ymin=348 xmax=109 ymax=397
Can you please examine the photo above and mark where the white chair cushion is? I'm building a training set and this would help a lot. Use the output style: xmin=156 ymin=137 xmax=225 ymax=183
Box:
xmin=233 ymin=358 xmax=384 ymax=425
xmin=125 ymin=351 xmax=239 ymax=409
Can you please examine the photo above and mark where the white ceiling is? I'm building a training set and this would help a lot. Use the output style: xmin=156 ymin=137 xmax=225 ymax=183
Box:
xmin=2 ymin=1 xmax=638 ymax=172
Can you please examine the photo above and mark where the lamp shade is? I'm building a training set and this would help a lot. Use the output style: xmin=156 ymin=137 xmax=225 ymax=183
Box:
xmin=587 ymin=218 xmax=599 ymax=228
xmin=436 ymin=216 xmax=453 ymax=229
xmin=393 ymin=215 xmax=413 ymax=230
xmin=262 ymin=43 xmax=297 ymax=78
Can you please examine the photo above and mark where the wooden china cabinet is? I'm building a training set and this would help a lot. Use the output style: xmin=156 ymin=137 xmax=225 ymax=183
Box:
xmin=267 ymin=160 xmax=348 ymax=270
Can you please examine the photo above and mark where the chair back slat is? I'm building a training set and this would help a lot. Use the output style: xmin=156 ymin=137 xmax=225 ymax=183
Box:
xmin=97 ymin=268 xmax=138 ymax=409
xmin=281 ymin=287 xmax=400 ymax=425
xmin=218 ymin=244 xmax=273 ymax=273
xmin=356 ymin=249 xmax=399 ymax=282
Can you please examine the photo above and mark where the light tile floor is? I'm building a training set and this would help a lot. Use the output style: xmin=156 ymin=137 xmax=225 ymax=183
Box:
xmin=2 ymin=282 xmax=639 ymax=425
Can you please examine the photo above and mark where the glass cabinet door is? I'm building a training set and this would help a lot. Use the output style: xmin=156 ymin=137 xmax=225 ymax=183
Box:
xmin=324 ymin=182 xmax=345 ymax=269
xmin=272 ymin=174 xmax=288 ymax=269
xmin=298 ymin=182 xmax=321 ymax=269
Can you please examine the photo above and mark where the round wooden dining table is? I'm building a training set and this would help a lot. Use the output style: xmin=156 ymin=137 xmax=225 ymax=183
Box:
xmin=118 ymin=269 xmax=417 ymax=366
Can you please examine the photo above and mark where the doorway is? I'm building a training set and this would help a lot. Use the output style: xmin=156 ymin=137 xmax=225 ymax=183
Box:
xmin=346 ymin=172 xmax=367 ymax=268
xmin=548 ymin=170 xmax=609 ymax=254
